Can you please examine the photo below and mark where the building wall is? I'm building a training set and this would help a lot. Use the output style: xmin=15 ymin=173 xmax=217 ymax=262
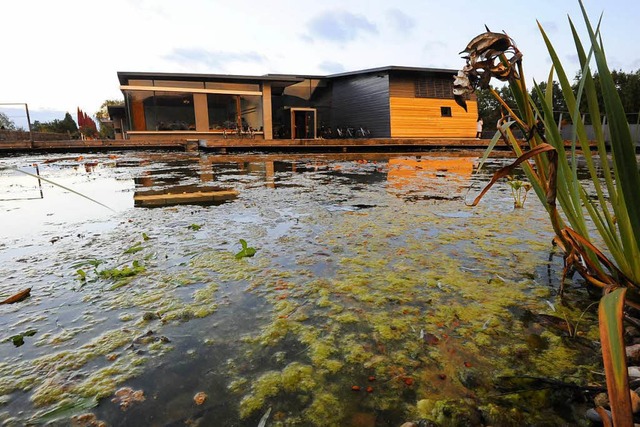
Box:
xmin=329 ymin=74 xmax=391 ymax=137
xmin=389 ymin=98 xmax=477 ymax=138
xmin=389 ymin=74 xmax=476 ymax=138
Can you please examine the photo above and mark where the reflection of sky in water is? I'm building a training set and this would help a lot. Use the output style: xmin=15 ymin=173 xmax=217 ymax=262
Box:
xmin=0 ymin=163 xmax=133 ymax=243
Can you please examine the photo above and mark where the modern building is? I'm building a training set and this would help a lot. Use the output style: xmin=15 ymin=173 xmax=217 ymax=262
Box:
xmin=114 ymin=66 xmax=477 ymax=142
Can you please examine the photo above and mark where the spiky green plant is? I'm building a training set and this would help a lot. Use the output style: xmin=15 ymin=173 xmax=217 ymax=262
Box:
xmin=454 ymin=1 xmax=640 ymax=424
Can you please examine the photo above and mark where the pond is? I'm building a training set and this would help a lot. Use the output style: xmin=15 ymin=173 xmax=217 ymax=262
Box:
xmin=0 ymin=150 xmax=603 ymax=426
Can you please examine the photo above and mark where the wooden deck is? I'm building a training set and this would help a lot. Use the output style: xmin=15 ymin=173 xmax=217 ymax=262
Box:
xmin=134 ymin=189 xmax=239 ymax=207
xmin=0 ymin=137 xmax=509 ymax=154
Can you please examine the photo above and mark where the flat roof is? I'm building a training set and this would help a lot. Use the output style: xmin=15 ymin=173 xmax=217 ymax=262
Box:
xmin=117 ymin=71 xmax=304 ymax=86
xmin=327 ymin=65 xmax=459 ymax=78
xmin=118 ymin=66 xmax=458 ymax=86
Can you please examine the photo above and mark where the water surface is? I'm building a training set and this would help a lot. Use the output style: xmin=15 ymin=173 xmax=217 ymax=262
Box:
xmin=0 ymin=151 xmax=601 ymax=426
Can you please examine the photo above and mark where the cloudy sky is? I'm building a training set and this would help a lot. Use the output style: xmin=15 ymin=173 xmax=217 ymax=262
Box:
xmin=1 ymin=0 xmax=639 ymax=128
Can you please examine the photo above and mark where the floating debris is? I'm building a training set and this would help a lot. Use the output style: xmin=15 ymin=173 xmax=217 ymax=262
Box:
xmin=193 ymin=391 xmax=207 ymax=405
xmin=111 ymin=387 xmax=145 ymax=411
xmin=0 ymin=287 xmax=31 ymax=304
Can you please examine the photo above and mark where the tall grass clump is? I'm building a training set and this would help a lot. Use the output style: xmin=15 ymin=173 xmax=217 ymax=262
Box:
xmin=453 ymin=1 xmax=640 ymax=424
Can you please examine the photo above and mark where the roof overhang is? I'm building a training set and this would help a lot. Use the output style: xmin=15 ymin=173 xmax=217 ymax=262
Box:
xmin=117 ymin=71 xmax=304 ymax=86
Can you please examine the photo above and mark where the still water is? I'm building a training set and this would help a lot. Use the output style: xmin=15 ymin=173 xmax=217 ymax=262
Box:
xmin=0 ymin=151 xmax=601 ymax=426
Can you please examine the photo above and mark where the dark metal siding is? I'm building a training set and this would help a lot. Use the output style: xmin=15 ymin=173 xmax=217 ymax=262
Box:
xmin=329 ymin=74 xmax=390 ymax=138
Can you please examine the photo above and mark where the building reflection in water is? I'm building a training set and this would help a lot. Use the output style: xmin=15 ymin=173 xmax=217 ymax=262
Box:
xmin=132 ymin=154 xmax=478 ymax=207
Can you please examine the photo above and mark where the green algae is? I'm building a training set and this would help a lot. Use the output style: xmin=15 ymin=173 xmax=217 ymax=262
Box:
xmin=223 ymin=193 xmax=602 ymax=425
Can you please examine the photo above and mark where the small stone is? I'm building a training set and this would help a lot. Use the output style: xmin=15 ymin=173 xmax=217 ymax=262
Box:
xmin=594 ymin=392 xmax=609 ymax=408
xmin=625 ymin=325 xmax=640 ymax=339
xmin=628 ymin=344 xmax=640 ymax=364
xmin=193 ymin=391 xmax=207 ymax=405
xmin=630 ymin=367 xmax=640 ymax=379
xmin=631 ymin=390 xmax=640 ymax=413
xmin=585 ymin=408 xmax=608 ymax=423
xmin=458 ymin=369 xmax=480 ymax=389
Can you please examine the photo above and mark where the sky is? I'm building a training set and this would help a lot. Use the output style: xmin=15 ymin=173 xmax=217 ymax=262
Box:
xmin=1 ymin=0 xmax=639 ymax=129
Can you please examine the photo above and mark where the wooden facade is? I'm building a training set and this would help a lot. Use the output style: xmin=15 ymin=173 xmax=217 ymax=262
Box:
xmin=115 ymin=67 xmax=477 ymax=142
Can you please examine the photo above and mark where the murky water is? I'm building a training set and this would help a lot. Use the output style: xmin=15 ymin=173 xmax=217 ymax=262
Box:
xmin=0 ymin=151 xmax=603 ymax=426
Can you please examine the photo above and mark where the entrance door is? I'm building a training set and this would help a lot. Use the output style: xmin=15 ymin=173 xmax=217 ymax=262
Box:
xmin=291 ymin=108 xmax=316 ymax=139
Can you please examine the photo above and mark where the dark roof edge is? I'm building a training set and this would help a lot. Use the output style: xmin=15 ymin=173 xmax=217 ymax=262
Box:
xmin=117 ymin=66 xmax=459 ymax=86
xmin=326 ymin=66 xmax=459 ymax=78
xmin=117 ymin=71 xmax=304 ymax=85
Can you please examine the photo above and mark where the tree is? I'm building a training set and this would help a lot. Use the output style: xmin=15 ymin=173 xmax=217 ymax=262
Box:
xmin=530 ymin=81 xmax=569 ymax=122
xmin=573 ymin=69 xmax=640 ymax=123
xmin=77 ymin=107 xmax=98 ymax=139
xmin=478 ymin=81 xmax=572 ymax=133
xmin=31 ymin=112 xmax=78 ymax=136
xmin=95 ymin=99 xmax=124 ymax=139
xmin=476 ymin=84 xmax=518 ymax=131
xmin=0 ymin=112 xmax=17 ymax=130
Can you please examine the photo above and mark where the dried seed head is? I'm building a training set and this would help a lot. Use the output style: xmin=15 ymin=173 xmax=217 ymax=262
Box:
xmin=453 ymin=30 xmax=522 ymax=111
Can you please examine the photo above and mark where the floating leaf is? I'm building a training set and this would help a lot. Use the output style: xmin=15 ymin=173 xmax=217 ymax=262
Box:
xmin=124 ymin=242 xmax=143 ymax=254
xmin=235 ymin=239 xmax=257 ymax=259
xmin=10 ymin=335 xmax=24 ymax=347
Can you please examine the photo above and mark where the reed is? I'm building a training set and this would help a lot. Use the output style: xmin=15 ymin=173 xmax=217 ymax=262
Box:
xmin=454 ymin=1 xmax=640 ymax=424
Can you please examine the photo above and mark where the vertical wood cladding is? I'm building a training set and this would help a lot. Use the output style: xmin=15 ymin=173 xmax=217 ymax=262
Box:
xmin=330 ymin=74 xmax=390 ymax=137
xmin=389 ymin=73 xmax=476 ymax=138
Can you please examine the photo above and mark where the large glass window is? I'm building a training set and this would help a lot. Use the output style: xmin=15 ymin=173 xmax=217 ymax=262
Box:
xmin=150 ymin=92 xmax=195 ymax=131
xmin=126 ymin=91 xmax=195 ymax=131
xmin=126 ymin=91 xmax=153 ymax=131
xmin=207 ymin=94 xmax=263 ymax=131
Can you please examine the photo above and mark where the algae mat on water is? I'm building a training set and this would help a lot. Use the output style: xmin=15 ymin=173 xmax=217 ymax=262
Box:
xmin=0 ymin=153 xmax=602 ymax=426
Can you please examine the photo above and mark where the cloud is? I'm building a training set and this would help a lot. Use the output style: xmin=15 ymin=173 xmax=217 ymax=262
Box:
xmin=164 ymin=48 xmax=265 ymax=71
xmin=318 ymin=61 xmax=346 ymax=74
xmin=386 ymin=8 xmax=415 ymax=34
xmin=306 ymin=10 xmax=377 ymax=43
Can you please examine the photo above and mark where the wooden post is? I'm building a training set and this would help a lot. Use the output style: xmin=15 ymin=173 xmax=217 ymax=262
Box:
xmin=262 ymin=82 xmax=273 ymax=140
xmin=236 ymin=96 xmax=242 ymax=131
xmin=25 ymin=103 xmax=34 ymax=145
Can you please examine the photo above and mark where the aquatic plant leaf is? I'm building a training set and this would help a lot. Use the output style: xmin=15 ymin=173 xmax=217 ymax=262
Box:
xmin=33 ymin=397 xmax=98 ymax=423
xmin=10 ymin=335 xmax=24 ymax=347
xmin=99 ymin=261 xmax=146 ymax=289
xmin=235 ymin=239 xmax=257 ymax=259
xmin=599 ymin=288 xmax=633 ymax=426
xmin=76 ymin=269 xmax=87 ymax=281
xmin=124 ymin=243 xmax=143 ymax=254
xmin=578 ymin=1 xmax=640 ymax=256
xmin=258 ymin=407 xmax=272 ymax=427
xmin=475 ymin=130 xmax=502 ymax=172
xmin=5 ymin=328 xmax=36 ymax=347
xmin=469 ymin=143 xmax=556 ymax=207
